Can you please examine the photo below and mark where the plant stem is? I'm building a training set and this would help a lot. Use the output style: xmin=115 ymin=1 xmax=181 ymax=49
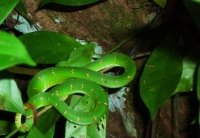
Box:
xmin=5 ymin=124 xmax=26 ymax=138
xmin=107 ymin=33 xmax=136 ymax=54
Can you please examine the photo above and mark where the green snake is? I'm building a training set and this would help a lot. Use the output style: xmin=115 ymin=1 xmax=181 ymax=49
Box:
xmin=15 ymin=53 xmax=136 ymax=132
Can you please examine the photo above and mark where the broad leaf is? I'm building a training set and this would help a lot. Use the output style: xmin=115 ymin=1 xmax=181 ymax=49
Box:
xmin=40 ymin=0 xmax=99 ymax=7
xmin=174 ymin=46 xmax=200 ymax=93
xmin=153 ymin=0 xmax=166 ymax=8
xmin=15 ymin=0 xmax=27 ymax=16
xmin=27 ymin=126 xmax=46 ymax=138
xmin=183 ymin=0 xmax=200 ymax=31
xmin=65 ymin=95 xmax=107 ymax=138
xmin=19 ymin=31 xmax=82 ymax=64
xmin=63 ymin=45 xmax=107 ymax=137
xmin=0 ymin=0 xmax=19 ymax=24
xmin=197 ymin=64 xmax=200 ymax=127
xmin=18 ymin=133 xmax=27 ymax=138
xmin=0 ymin=31 xmax=36 ymax=71
xmin=56 ymin=43 xmax=95 ymax=67
xmin=0 ymin=70 xmax=24 ymax=114
xmin=35 ymin=108 xmax=60 ymax=134
xmin=65 ymin=116 xmax=107 ymax=138
xmin=44 ymin=124 xmax=55 ymax=138
xmin=0 ymin=120 xmax=15 ymax=135
xmin=140 ymin=30 xmax=182 ymax=120
xmin=14 ymin=0 xmax=34 ymax=26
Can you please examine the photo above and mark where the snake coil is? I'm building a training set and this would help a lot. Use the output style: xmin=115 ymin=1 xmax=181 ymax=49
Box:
xmin=15 ymin=53 xmax=136 ymax=132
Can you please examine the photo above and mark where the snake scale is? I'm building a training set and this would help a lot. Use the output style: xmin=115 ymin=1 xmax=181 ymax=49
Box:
xmin=15 ymin=53 xmax=136 ymax=132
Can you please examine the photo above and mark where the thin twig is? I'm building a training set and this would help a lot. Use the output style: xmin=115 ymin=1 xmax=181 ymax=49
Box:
xmin=106 ymin=132 xmax=116 ymax=138
xmin=132 ymin=52 xmax=151 ymax=60
xmin=174 ymin=94 xmax=179 ymax=138
xmin=129 ymin=11 xmax=163 ymax=57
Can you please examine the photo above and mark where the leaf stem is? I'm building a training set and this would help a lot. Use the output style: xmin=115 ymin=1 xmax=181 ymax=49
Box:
xmin=107 ymin=33 xmax=136 ymax=54
xmin=5 ymin=124 xmax=26 ymax=138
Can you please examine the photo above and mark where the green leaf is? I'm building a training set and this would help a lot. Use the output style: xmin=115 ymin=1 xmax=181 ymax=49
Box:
xmin=70 ymin=95 xmax=95 ymax=112
xmin=65 ymin=95 xmax=107 ymax=138
xmin=56 ymin=43 xmax=95 ymax=67
xmin=44 ymin=124 xmax=55 ymax=138
xmin=65 ymin=117 xmax=106 ymax=138
xmin=0 ymin=120 xmax=15 ymax=135
xmin=183 ymin=0 xmax=200 ymax=31
xmin=40 ymin=0 xmax=99 ymax=7
xmin=27 ymin=126 xmax=46 ymax=138
xmin=18 ymin=133 xmax=27 ymax=138
xmin=153 ymin=0 xmax=166 ymax=8
xmin=19 ymin=31 xmax=82 ymax=64
xmin=35 ymin=108 xmax=60 ymax=134
xmin=15 ymin=0 xmax=27 ymax=16
xmin=174 ymin=46 xmax=200 ymax=93
xmin=0 ymin=0 xmax=20 ymax=24
xmin=140 ymin=30 xmax=182 ymax=120
xmin=0 ymin=70 xmax=24 ymax=114
xmin=17 ymin=133 xmax=27 ymax=138
xmin=56 ymin=43 xmax=105 ymax=137
xmin=197 ymin=64 xmax=200 ymax=127
xmin=0 ymin=31 xmax=36 ymax=71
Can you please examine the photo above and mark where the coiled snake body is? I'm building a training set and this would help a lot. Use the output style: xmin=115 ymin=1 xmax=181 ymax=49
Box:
xmin=15 ymin=53 xmax=136 ymax=132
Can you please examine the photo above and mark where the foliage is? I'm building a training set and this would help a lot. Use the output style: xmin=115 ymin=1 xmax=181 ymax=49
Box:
xmin=153 ymin=0 xmax=166 ymax=8
xmin=18 ymin=31 xmax=83 ymax=64
xmin=0 ymin=0 xmax=19 ymax=24
xmin=140 ymin=30 xmax=182 ymax=120
xmin=140 ymin=29 xmax=200 ymax=121
xmin=0 ymin=0 xmax=108 ymax=138
xmin=183 ymin=0 xmax=200 ymax=31
xmin=40 ymin=0 xmax=100 ymax=7
xmin=174 ymin=46 xmax=200 ymax=94
xmin=1 ymin=0 xmax=200 ymax=137
xmin=139 ymin=0 xmax=200 ymax=126
xmin=0 ymin=31 xmax=36 ymax=70
xmin=198 ymin=64 xmax=200 ymax=127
